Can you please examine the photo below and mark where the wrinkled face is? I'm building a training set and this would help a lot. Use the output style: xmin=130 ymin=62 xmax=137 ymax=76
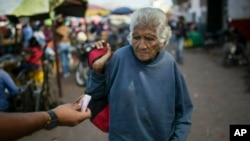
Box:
xmin=132 ymin=26 xmax=162 ymax=62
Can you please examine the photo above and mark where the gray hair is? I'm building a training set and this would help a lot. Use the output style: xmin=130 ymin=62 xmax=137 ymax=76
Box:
xmin=127 ymin=7 xmax=172 ymax=48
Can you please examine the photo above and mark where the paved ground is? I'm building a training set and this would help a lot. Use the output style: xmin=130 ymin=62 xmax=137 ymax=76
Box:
xmin=19 ymin=47 xmax=250 ymax=141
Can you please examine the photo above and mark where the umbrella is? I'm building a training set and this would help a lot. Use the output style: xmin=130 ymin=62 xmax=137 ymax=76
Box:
xmin=111 ymin=7 xmax=133 ymax=15
xmin=85 ymin=4 xmax=109 ymax=17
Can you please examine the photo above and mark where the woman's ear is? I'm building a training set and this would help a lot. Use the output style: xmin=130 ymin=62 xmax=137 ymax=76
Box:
xmin=159 ymin=41 xmax=167 ymax=50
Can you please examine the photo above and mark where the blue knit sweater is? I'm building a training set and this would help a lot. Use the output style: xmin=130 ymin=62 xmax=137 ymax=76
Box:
xmin=86 ymin=45 xmax=193 ymax=141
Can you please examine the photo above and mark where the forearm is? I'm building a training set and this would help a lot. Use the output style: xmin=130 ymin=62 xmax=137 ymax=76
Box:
xmin=1 ymin=70 xmax=19 ymax=94
xmin=86 ymin=70 xmax=107 ymax=98
xmin=0 ymin=112 xmax=49 ymax=140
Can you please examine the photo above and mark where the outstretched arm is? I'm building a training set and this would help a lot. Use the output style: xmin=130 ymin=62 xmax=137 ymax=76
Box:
xmin=86 ymin=40 xmax=112 ymax=96
xmin=0 ymin=69 xmax=19 ymax=95
xmin=0 ymin=96 xmax=91 ymax=141
xmin=85 ymin=41 xmax=113 ymax=132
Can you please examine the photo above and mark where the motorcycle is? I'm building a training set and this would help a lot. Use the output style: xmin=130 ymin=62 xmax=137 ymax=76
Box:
xmin=75 ymin=41 xmax=92 ymax=86
xmin=222 ymin=42 xmax=249 ymax=67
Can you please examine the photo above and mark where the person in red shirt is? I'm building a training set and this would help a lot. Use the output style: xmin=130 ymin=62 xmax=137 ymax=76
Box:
xmin=12 ymin=37 xmax=43 ymax=76
xmin=27 ymin=37 xmax=43 ymax=67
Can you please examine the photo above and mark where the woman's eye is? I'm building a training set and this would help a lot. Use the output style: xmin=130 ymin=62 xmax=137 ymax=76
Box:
xmin=133 ymin=36 xmax=140 ymax=40
xmin=145 ymin=37 xmax=154 ymax=41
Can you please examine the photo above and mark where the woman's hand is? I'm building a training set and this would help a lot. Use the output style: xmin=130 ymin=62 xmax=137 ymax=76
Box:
xmin=92 ymin=40 xmax=113 ymax=74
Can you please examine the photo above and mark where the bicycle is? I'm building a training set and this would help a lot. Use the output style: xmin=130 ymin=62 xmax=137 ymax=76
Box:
xmin=35 ymin=44 xmax=60 ymax=111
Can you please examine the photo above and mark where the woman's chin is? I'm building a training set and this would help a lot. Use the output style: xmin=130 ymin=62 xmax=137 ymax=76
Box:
xmin=137 ymin=55 xmax=150 ymax=62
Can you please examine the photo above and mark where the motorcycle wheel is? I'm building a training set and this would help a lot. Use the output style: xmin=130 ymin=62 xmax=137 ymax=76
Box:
xmin=75 ymin=62 xmax=90 ymax=86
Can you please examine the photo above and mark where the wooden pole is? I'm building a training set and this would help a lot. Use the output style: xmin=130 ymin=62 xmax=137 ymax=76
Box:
xmin=52 ymin=20 xmax=63 ymax=98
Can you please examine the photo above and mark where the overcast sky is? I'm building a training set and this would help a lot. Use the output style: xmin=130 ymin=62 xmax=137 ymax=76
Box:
xmin=89 ymin=0 xmax=173 ymax=9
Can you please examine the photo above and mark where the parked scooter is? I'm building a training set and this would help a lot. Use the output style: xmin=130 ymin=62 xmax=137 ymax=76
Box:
xmin=75 ymin=41 xmax=92 ymax=86
xmin=222 ymin=31 xmax=249 ymax=67
xmin=223 ymin=42 xmax=249 ymax=67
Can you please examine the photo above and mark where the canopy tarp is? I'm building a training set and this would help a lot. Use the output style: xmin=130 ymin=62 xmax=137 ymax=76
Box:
xmin=85 ymin=4 xmax=109 ymax=17
xmin=0 ymin=0 xmax=88 ymax=18
xmin=0 ymin=0 xmax=49 ymax=17
xmin=54 ymin=0 xmax=88 ymax=17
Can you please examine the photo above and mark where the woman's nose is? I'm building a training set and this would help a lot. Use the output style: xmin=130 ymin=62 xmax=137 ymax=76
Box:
xmin=137 ymin=40 xmax=147 ymax=49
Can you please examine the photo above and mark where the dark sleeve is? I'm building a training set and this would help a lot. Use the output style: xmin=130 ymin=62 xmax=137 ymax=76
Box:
xmin=86 ymin=70 xmax=109 ymax=121
xmin=85 ymin=70 xmax=107 ymax=99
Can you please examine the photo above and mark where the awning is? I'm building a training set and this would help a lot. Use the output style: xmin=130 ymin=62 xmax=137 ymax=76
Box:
xmin=85 ymin=4 xmax=109 ymax=17
xmin=0 ymin=0 xmax=49 ymax=17
xmin=54 ymin=0 xmax=88 ymax=17
xmin=0 ymin=0 xmax=88 ymax=19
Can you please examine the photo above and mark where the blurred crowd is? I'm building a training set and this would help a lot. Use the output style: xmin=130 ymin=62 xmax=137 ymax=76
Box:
xmin=0 ymin=14 xmax=130 ymax=70
xmin=0 ymin=14 xmax=130 ymax=112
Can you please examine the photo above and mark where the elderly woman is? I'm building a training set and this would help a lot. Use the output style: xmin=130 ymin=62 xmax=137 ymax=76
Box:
xmin=86 ymin=7 xmax=193 ymax=141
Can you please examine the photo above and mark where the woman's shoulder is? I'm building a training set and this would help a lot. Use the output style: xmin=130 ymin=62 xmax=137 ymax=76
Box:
xmin=163 ymin=50 xmax=175 ymax=61
xmin=107 ymin=45 xmax=132 ymax=65
xmin=112 ymin=45 xmax=131 ymax=57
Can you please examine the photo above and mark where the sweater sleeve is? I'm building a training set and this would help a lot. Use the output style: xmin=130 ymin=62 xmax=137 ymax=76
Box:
xmin=170 ymin=64 xmax=193 ymax=141
xmin=86 ymin=69 xmax=109 ymax=124
xmin=85 ymin=70 xmax=107 ymax=99
xmin=0 ymin=70 xmax=19 ymax=96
